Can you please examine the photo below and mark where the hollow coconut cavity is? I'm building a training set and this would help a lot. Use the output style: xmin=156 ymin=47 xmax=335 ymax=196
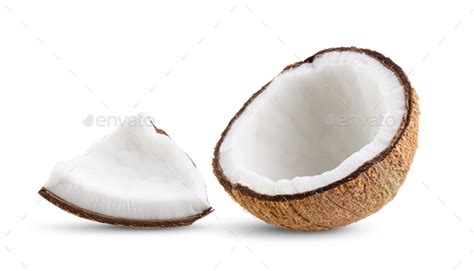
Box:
xmin=213 ymin=47 xmax=419 ymax=231
xmin=40 ymin=114 xmax=212 ymax=227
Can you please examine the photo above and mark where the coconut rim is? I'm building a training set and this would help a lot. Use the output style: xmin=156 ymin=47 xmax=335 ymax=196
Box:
xmin=213 ymin=46 xmax=413 ymax=202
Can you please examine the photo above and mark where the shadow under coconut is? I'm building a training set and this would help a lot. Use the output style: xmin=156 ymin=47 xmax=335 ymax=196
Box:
xmin=210 ymin=219 xmax=370 ymax=239
xmin=34 ymin=220 xmax=211 ymax=234
xmin=35 ymin=218 xmax=369 ymax=237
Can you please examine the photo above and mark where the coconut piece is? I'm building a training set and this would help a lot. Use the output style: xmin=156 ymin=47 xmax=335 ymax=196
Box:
xmin=40 ymin=114 xmax=212 ymax=227
xmin=213 ymin=47 xmax=419 ymax=231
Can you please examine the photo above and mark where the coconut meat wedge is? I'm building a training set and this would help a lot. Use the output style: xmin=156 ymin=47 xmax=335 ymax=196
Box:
xmin=214 ymin=47 xmax=418 ymax=231
xmin=40 ymin=114 xmax=212 ymax=227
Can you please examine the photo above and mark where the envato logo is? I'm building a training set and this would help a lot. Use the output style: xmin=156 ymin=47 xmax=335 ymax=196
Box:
xmin=83 ymin=114 xmax=155 ymax=128
xmin=323 ymin=113 xmax=396 ymax=128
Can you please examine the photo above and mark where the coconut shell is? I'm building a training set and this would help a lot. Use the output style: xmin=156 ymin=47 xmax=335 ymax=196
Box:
xmin=40 ymin=126 xmax=213 ymax=228
xmin=39 ymin=188 xmax=213 ymax=228
xmin=213 ymin=47 xmax=419 ymax=231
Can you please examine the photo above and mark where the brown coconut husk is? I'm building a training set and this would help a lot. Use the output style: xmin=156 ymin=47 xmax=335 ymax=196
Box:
xmin=212 ymin=47 xmax=419 ymax=231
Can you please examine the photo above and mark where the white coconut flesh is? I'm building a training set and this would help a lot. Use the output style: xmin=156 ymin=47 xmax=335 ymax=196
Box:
xmin=219 ymin=51 xmax=407 ymax=196
xmin=44 ymin=115 xmax=210 ymax=220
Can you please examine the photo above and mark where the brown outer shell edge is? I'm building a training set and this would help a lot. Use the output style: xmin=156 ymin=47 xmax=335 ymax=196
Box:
xmin=212 ymin=47 xmax=419 ymax=230
xmin=41 ymin=125 xmax=212 ymax=228
xmin=39 ymin=188 xmax=213 ymax=228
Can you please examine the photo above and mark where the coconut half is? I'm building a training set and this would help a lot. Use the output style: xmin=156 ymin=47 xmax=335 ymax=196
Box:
xmin=40 ymin=114 xmax=212 ymax=227
xmin=213 ymin=47 xmax=419 ymax=231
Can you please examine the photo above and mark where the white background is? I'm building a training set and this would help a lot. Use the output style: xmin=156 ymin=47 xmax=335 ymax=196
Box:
xmin=1 ymin=0 xmax=473 ymax=270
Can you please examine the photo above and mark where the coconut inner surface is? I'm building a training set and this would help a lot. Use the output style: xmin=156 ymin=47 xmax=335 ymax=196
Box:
xmin=219 ymin=51 xmax=406 ymax=195
xmin=45 ymin=114 xmax=210 ymax=220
